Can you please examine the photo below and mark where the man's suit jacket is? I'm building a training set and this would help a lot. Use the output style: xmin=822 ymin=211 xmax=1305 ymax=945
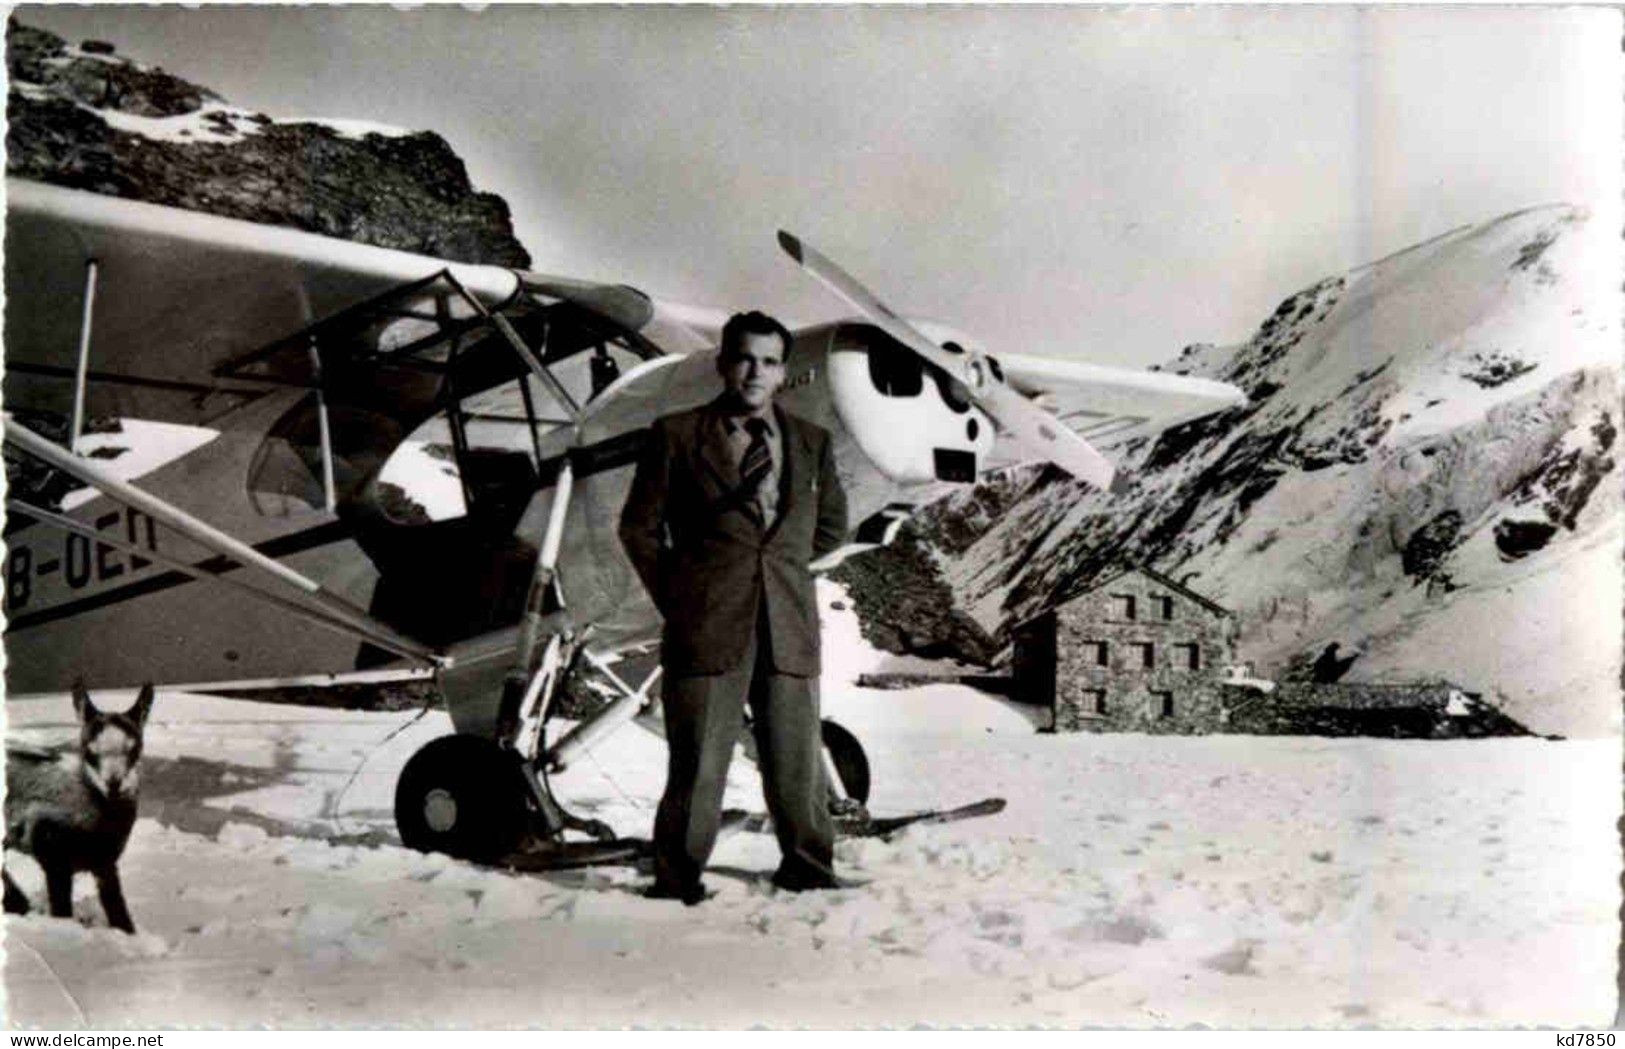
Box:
xmin=618 ymin=399 xmax=847 ymax=677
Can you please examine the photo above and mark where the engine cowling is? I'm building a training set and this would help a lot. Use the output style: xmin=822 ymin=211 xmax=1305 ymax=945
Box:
xmin=825 ymin=321 xmax=996 ymax=484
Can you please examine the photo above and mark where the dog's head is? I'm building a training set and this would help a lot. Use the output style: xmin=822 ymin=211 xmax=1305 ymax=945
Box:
xmin=72 ymin=681 xmax=154 ymax=801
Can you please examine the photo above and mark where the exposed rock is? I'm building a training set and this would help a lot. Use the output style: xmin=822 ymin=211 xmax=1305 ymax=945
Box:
xmin=371 ymin=482 xmax=433 ymax=527
xmin=1461 ymin=350 xmax=1537 ymax=389
xmin=831 ymin=526 xmax=1001 ymax=668
xmin=5 ymin=18 xmax=530 ymax=268
xmin=7 ymin=20 xmax=70 ymax=84
xmin=1493 ymin=519 xmax=1557 ymax=561
xmin=1402 ymin=510 xmax=1462 ymax=586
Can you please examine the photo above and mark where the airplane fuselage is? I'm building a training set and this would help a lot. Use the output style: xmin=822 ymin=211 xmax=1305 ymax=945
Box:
xmin=4 ymin=316 xmax=993 ymax=702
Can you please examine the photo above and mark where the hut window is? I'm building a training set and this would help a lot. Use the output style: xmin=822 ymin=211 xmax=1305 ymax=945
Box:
xmin=1178 ymin=643 xmax=1201 ymax=670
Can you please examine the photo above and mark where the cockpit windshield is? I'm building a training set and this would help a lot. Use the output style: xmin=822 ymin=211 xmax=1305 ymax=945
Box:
xmin=376 ymin=332 xmax=646 ymax=523
xmin=239 ymin=274 xmax=659 ymax=523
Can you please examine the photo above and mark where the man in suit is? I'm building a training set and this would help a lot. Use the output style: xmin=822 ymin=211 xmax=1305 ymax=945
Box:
xmin=619 ymin=310 xmax=848 ymax=904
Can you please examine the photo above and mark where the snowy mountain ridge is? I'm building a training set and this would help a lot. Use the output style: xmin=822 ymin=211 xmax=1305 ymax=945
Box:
xmin=900 ymin=202 xmax=1619 ymax=737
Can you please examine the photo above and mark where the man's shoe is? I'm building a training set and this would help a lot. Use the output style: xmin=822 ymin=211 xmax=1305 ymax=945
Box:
xmin=770 ymin=870 xmax=868 ymax=893
xmin=642 ymin=880 xmax=711 ymax=906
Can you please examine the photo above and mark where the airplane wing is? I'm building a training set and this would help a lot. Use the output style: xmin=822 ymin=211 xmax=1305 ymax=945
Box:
xmin=991 ymin=352 xmax=1246 ymax=454
xmin=4 ymin=178 xmax=711 ymax=432
xmin=6 ymin=179 xmax=511 ymax=429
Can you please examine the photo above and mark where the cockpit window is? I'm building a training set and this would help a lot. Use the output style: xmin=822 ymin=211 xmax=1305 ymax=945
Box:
xmin=246 ymin=289 xmax=655 ymax=523
xmin=834 ymin=322 xmax=975 ymax=412
xmin=833 ymin=324 xmax=924 ymax=397
xmin=373 ymin=316 xmax=647 ymax=523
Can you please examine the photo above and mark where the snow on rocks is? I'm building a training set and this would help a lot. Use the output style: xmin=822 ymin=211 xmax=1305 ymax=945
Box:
xmin=903 ymin=203 xmax=1619 ymax=739
xmin=275 ymin=117 xmax=417 ymax=140
xmin=93 ymin=103 xmax=265 ymax=144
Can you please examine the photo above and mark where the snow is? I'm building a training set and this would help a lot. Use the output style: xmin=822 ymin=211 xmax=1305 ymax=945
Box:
xmin=85 ymin=106 xmax=412 ymax=146
xmin=375 ymin=435 xmax=468 ymax=522
xmin=21 ymin=64 xmax=407 ymax=147
xmin=275 ymin=117 xmax=417 ymax=140
xmin=59 ymin=420 xmax=219 ymax=511
xmin=1359 ymin=511 xmax=1622 ymax=737
xmin=4 ymin=666 xmax=1617 ymax=1026
xmin=91 ymin=103 xmax=264 ymax=144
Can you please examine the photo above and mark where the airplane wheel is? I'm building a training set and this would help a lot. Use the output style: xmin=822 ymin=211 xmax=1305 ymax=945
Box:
xmin=821 ymin=718 xmax=870 ymax=805
xmin=395 ymin=734 xmax=530 ymax=863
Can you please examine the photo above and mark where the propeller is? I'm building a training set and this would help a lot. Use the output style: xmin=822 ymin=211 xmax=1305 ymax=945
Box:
xmin=777 ymin=231 xmax=1117 ymax=491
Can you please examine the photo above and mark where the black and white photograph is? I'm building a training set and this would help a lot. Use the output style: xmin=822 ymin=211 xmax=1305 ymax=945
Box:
xmin=1 ymin=3 xmax=1619 ymax=1030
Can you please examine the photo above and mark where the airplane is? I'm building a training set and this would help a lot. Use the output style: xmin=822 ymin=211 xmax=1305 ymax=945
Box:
xmin=2 ymin=176 xmax=1246 ymax=866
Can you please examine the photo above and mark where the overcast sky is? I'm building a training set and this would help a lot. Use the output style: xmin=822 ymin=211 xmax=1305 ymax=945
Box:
xmin=20 ymin=5 xmax=1620 ymax=366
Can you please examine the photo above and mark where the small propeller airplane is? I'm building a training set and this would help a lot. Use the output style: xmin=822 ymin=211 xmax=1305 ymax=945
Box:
xmin=2 ymin=177 xmax=1245 ymax=866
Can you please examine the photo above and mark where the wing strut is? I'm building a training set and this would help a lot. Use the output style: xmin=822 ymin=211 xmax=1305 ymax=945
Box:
xmin=441 ymin=270 xmax=583 ymax=427
xmin=2 ymin=416 xmax=444 ymax=667
xmin=69 ymin=259 xmax=100 ymax=453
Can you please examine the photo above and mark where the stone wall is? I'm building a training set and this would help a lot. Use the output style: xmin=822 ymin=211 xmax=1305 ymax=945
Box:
xmin=1015 ymin=575 xmax=1534 ymax=736
xmin=1054 ymin=678 xmax=1234 ymax=735
xmin=1267 ymin=681 xmax=1452 ymax=709
xmin=1015 ymin=569 xmax=1238 ymax=734
xmin=1224 ymin=681 xmax=1532 ymax=738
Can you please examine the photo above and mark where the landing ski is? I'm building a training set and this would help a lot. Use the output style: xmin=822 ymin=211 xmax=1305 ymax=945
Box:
xmin=857 ymin=796 xmax=1006 ymax=837
xmin=722 ymin=797 xmax=1007 ymax=840
xmin=490 ymin=836 xmax=649 ymax=872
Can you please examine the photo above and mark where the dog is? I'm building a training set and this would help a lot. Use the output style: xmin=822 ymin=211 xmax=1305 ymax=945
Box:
xmin=4 ymin=681 xmax=154 ymax=934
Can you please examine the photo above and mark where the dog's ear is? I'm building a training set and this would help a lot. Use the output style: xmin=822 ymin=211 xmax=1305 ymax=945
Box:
xmin=130 ymin=683 xmax=155 ymax=728
xmin=71 ymin=678 xmax=100 ymax=722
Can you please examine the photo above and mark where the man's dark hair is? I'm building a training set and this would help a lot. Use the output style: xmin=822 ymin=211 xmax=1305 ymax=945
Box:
xmin=718 ymin=310 xmax=792 ymax=362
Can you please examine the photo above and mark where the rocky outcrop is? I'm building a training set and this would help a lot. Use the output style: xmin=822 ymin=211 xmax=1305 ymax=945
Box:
xmin=6 ymin=19 xmax=530 ymax=267
xmin=832 ymin=528 xmax=1002 ymax=667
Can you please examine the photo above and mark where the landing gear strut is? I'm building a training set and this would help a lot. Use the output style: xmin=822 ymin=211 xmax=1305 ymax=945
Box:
xmin=394 ymin=458 xmax=641 ymax=867
xmin=392 ymin=455 xmax=873 ymax=870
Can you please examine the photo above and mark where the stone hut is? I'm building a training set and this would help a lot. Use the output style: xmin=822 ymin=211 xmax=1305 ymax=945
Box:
xmin=1011 ymin=566 xmax=1237 ymax=733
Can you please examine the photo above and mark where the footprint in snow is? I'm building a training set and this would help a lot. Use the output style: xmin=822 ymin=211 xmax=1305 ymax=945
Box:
xmin=1202 ymin=938 xmax=1261 ymax=976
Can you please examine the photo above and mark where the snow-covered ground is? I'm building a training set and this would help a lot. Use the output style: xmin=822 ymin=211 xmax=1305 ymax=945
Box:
xmin=3 ymin=598 xmax=1617 ymax=1028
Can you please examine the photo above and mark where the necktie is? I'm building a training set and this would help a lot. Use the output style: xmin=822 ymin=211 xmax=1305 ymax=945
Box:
xmin=740 ymin=418 xmax=772 ymax=521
